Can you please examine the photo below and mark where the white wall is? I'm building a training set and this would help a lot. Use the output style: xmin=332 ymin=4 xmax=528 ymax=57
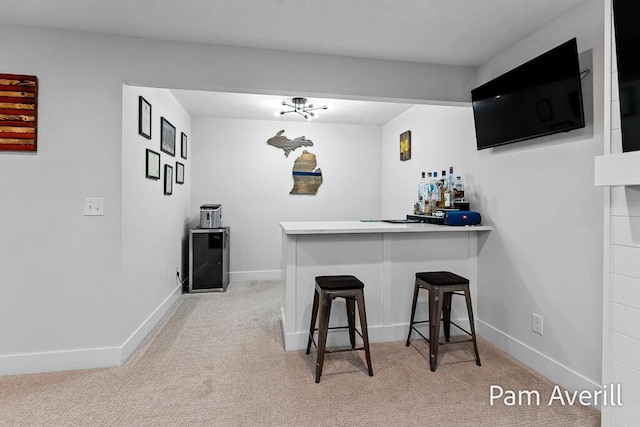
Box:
xmin=0 ymin=20 xmax=473 ymax=375
xmin=472 ymin=0 xmax=604 ymax=393
xmin=603 ymin=0 xmax=640 ymax=423
xmin=191 ymin=118 xmax=382 ymax=279
xmin=0 ymin=27 xmax=125 ymax=374
xmin=121 ymin=85 xmax=191 ymax=360
xmin=381 ymin=104 xmax=477 ymax=220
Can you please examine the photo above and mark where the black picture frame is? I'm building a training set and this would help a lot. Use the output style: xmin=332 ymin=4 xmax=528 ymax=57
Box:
xmin=138 ymin=96 xmax=152 ymax=139
xmin=164 ymin=164 xmax=173 ymax=195
xmin=181 ymin=132 xmax=187 ymax=159
xmin=160 ymin=117 xmax=176 ymax=157
xmin=145 ymin=149 xmax=160 ymax=179
xmin=176 ymin=161 xmax=185 ymax=184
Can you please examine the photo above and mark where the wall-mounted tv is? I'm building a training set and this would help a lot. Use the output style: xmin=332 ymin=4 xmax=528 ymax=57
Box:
xmin=612 ymin=0 xmax=640 ymax=153
xmin=471 ymin=38 xmax=585 ymax=150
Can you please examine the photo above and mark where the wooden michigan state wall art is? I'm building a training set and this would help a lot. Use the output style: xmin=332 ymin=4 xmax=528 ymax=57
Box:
xmin=267 ymin=129 xmax=313 ymax=157
xmin=290 ymin=150 xmax=323 ymax=195
xmin=0 ymin=73 xmax=38 ymax=152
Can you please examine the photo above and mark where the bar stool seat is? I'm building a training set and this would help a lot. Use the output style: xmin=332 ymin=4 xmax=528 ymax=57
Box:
xmin=306 ymin=275 xmax=373 ymax=383
xmin=406 ymin=271 xmax=481 ymax=371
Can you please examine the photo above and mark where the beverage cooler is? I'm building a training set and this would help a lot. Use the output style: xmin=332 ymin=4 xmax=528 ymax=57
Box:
xmin=189 ymin=227 xmax=230 ymax=292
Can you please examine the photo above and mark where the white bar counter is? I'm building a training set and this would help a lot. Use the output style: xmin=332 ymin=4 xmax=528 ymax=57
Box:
xmin=280 ymin=220 xmax=492 ymax=351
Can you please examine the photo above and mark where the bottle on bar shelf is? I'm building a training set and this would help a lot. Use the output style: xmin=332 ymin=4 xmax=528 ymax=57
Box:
xmin=444 ymin=166 xmax=454 ymax=208
xmin=425 ymin=172 xmax=433 ymax=214
xmin=417 ymin=172 xmax=427 ymax=214
xmin=429 ymin=171 xmax=440 ymax=211
xmin=438 ymin=170 xmax=446 ymax=208
xmin=454 ymin=176 xmax=465 ymax=202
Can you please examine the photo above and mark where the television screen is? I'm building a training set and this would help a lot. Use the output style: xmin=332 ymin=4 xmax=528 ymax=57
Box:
xmin=612 ymin=0 xmax=640 ymax=153
xmin=471 ymin=38 xmax=585 ymax=150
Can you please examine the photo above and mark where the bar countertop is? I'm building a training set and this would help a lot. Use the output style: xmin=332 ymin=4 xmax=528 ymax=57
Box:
xmin=280 ymin=220 xmax=493 ymax=235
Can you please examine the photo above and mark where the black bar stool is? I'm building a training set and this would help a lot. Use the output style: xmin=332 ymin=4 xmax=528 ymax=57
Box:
xmin=406 ymin=271 xmax=481 ymax=371
xmin=306 ymin=275 xmax=373 ymax=383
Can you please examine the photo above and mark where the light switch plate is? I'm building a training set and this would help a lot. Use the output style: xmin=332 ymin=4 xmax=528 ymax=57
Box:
xmin=84 ymin=197 xmax=104 ymax=216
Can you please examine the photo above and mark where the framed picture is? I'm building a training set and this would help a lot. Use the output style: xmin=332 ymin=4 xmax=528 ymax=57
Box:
xmin=164 ymin=164 xmax=173 ymax=195
xmin=138 ymin=96 xmax=152 ymax=139
xmin=181 ymin=132 xmax=187 ymax=159
xmin=145 ymin=149 xmax=160 ymax=179
xmin=400 ymin=130 xmax=411 ymax=161
xmin=160 ymin=117 xmax=176 ymax=156
xmin=0 ymin=73 xmax=38 ymax=152
xmin=176 ymin=161 xmax=185 ymax=184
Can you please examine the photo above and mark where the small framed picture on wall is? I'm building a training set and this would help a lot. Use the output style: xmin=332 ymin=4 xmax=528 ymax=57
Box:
xmin=176 ymin=162 xmax=185 ymax=184
xmin=138 ymin=96 xmax=152 ymax=139
xmin=164 ymin=164 xmax=173 ymax=195
xmin=145 ymin=149 xmax=160 ymax=179
xmin=160 ymin=117 xmax=176 ymax=156
xmin=400 ymin=130 xmax=411 ymax=161
xmin=181 ymin=132 xmax=187 ymax=159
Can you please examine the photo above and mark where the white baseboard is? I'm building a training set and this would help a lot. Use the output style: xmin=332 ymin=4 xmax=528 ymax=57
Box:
xmin=0 ymin=285 xmax=183 ymax=376
xmin=477 ymin=319 xmax=602 ymax=409
xmin=121 ymin=283 xmax=183 ymax=363
xmin=0 ymin=346 xmax=122 ymax=376
xmin=230 ymin=269 xmax=281 ymax=282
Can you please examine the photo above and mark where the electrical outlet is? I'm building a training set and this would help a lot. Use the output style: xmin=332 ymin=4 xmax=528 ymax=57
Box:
xmin=532 ymin=313 xmax=543 ymax=336
xmin=175 ymin=265 xmax=182 ymax=285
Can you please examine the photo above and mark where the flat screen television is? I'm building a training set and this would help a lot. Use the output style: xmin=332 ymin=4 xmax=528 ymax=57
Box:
xmin=471 ymin=38 xmax=585 ymax=150
xmin=612 ymin=0 xmax=640 ymax=153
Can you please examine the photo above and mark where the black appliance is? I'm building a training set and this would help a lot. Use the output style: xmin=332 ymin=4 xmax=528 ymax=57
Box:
xmin=471 ymin=38 xmax=585 ymax=150
xmin=612 ymin=0 xmax=640 ymax=153
xmin=189 ymin=227 xmax=230 ymax=292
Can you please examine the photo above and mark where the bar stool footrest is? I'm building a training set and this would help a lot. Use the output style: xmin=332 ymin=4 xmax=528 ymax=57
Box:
xmin=324 ymin=346 xmax=367 ymax=354
xmin=308 ymin=326 xmax=365 ymax=350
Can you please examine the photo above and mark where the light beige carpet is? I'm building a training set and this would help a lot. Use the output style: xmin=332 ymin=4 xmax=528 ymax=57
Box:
xmin=0 ymin=281 xmax=600 ymax=426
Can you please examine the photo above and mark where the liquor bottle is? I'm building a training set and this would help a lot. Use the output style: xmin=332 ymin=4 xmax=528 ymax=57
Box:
xmin=444 ymin=166 xmax=454 ymax=208
xmin=444 ymin=184 xmax=452 ymax=208
xmin=438 ymin=170 xmax=447 ymax=208
xmin=454 ymin=176 xmax=465 ymax=201
xmin=417 ymin=172 xmax=427 ymax=214
xmin=425 ymin=172 xmax=433 ymax=214
xmin=448 ymin=167 xmax=455 ymax=192
xmin=429 ymin=171 xmax=438 ymax=214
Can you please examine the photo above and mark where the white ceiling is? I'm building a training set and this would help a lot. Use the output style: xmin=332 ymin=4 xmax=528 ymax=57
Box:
xmin=0 ymin=0 xmax=588 ymax=124
xmin=170 ymin=90 xmax=415 ymax=125
xmin=0 ymin=0 xmax=586 ymax=66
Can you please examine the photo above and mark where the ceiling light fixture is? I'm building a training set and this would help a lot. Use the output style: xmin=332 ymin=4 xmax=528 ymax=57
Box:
xmin=279 ymin=97 xmax=328 ymax=120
